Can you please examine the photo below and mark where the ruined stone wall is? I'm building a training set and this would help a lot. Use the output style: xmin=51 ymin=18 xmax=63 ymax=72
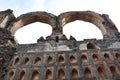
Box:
xmin=0 ymin=9 xmax=120 ymax=80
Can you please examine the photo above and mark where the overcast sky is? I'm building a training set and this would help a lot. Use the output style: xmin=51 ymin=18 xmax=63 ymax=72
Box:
xmin=0 ymin=0 xmax=120 ymax=44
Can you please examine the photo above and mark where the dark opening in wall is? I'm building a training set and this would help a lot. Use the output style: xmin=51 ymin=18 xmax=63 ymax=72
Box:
xmin=24 ymin=57 xmax=29 ymax=64
xmin=87 ymin=43 xmax=96 ymax=49
xmin=7 ymin=71 xmax=14 ymax=80
xmin=58 ymin=69 xmax=65 ymax=79
xmin=19 ymin=70 xmax=25 ymax=80
xmin=46 ymin=69 xmax=52 ymax=80
xmin=110 ymin=66 xmax=118 ymax=76
xmin=71 ymin=68 xmax=79 ymax=78
xmin=56 ymin=36 xmax=59 ymax=42
xmin=47 ymin=56 xmax=53 ymax=64
xmin=14 ymin=57 xmax=19 ymax=65
xmin=115 ymin=53 xmax=120 ymax=59
xmin=84 ymin=68 xmax=92 ymax=78
xmin=97 ymin=66 xmax=106 ymax=77
xmin=31 ymin=70 xmax=39 ymax=80
xmin=92 ymin=54 xmax=99 ymax=61
xmin=81 ymin=55 xmax=88 ymax=62
xmin=58 ymin=55 xmax=65 ymax=63
xmin=34 ymin=57 xmax=41 ymax=64
xmin=70 ymin=55 xmax=76 ymax=63
xmin=104 ymin=53 xmax=111 ymax=60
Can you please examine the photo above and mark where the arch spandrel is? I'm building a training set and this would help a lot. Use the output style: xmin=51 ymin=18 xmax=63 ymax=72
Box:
xmin=10 ymin=12 xmax=56 ymax=35
xmin=58 ymin=11 xmax=118 ymax=35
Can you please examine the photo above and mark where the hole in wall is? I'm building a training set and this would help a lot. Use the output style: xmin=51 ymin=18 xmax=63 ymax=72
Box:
xmin=58 ymin=55 xmax=65 ymax=63
xmin=15 ymin=22 xmax=52 ymax=44
xmin=63 ymin=21 xmax=103 ymax=41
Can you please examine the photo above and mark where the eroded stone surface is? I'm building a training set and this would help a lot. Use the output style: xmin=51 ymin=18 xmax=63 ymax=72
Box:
xmin=0 ymin=9 xmax=120 ymax=80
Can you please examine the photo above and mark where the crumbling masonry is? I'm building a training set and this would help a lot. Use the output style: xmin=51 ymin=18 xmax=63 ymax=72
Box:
xmin=0 ymin=9 xmax=120 ymax=80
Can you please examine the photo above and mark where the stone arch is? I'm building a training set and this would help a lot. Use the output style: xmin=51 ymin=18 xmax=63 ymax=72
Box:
xmin=19 ymin=70 xmax=25 ymax=80
xmin=14 ymin=57 xmax=19 ymax=65
xmin=58 ymin=68 xmax=65 ymax=79
xmin=7 ymin=70 xmax=14 ymax=80
xmin=104 ymin=53 xmax=111 ymax=60
xmin=24 ymin=57 xmax=29 ymax=64
xmin=110 ymin=66 xmax=118 ymax=76
xmin=47 ymin=56 xmax=53 ymax=64
xmin=58 ymin=55 xmax=65 ymax=63
xmin=59 ymin=11 xmax=118 ymax=35
xmin=115 ymin=53 xmax=120 ymax=59
xmin=84 ymin=67 xmax=92 ymax=78
xmin=31 ymin=70 xmax=39 ymax=80
xmin=10 ymin=12 xmax=56 ymax=35
xmin=81 ymin=54 xmax=88 ymax=62
xmin=34 ymin=57 xmax=41 ymax=64
xmin=45 ymin=69 xmax=52 ymax=80
xmin=97 ymin=66 xmax=107 ymax=77
xmin=92 ymin=54 xmax=99 ymax=61
xmin=70 ymin=55 xmax=77 ymax=63
xmin=71 ymin=68 xmax=79 ymax=78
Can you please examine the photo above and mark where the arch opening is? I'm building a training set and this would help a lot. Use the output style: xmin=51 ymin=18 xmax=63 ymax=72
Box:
xmin=34 ymin=57 xmax=41 ymax=64
xmin=110 ymin=66 xmax=118 ymax=76
xmin=47 ymin=56 xmax=53 ymax=64
xmin=70 ymin=55 xmax=76 ymax=63
xmin=81 ymin=55 xmax=88 ymax=62
xmin=84 ymin=68 xmax=92 ymax=78
xmin=31 ymin=70 xmax=39 ymax=80
xmin=115 ymin=53 xmax=120 ymax=59
xmin=14 ymin=57 xmax=19 ymax=65
xmin=19 ymin=70 xmax=25 ymax=80
xmin=24 ymin=57 xmax=29 ymax=64
xmin=71 ymin=68 xmax=79 ymax=78
xmin=46 ymin=69 xmax=52 ymax=80
xmin=92 ymin=54 xmax=99 ymax=61
xmin=58 ymin=55 xmax=65 ymax=63
xmin=7 ymin=71 xmax=14 ymax=80
xmin=58 ymin=69 xmax=65 ymax=79
xmin=15 ymin=22 xmax=52 ymax=44
xmin=104 ymin=53 xmax=111 ymax=60
xmin=63 ymin=20 xmax=103 ymax=41
xmin=97 ymin=66 xmax=107 ymax=77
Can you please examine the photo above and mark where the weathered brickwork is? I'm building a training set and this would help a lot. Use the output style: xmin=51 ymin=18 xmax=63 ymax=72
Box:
xmin=0 ymin=9 xmax=120 ymax=80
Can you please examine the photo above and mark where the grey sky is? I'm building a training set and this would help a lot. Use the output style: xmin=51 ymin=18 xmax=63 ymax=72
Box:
xmin=0 ymin=0 xmax=120 ymax=44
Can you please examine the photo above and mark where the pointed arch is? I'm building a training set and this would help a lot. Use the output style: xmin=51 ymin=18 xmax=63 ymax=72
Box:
xmin=47 ymin=56 xmax=53 ymax=64
xmin=97 ymin=66 xmax=107 ymax=77
xmin=14 ymin=57 xmax=19 ymax=65
xmin=81 ymin=55 xmax=88 ymax=62
xmin=7 ymin=70 xmax=14 ymax=80
xmin=71 ymin=68 xmax=79 ymax=78
xmin=70 ymin=55 xmax=77 ymax=63
xmin=110 ymin=66 xmax=118 ymax=76
xmin=58 ymin=55 xmax=65 ymax=63
xmin=92 ymin=54 xmax=99 ymax=61
xmin=84 ymin=68 xmax=92 ymax=78
xmin=11 ymin=12 xmax=56 ymax=35
xmin=115 ymin=53 xmax=120 ymax=59
xmin=19 ymin=70 xmax=25 ymax=80
xmin=104 ymin=53 xmax=111 ymax=60
xmin=24 ymin=57 xmax=29 ymax=64
xmin=45 ymin=69 xmax=52 ymax=80
xmin=31 ymin=70 xmax=39 ymax=80
xmin=34 ymin=57 xmax=41 ymax=64
xmin=58 ymin=69 xmax=65 ymax=79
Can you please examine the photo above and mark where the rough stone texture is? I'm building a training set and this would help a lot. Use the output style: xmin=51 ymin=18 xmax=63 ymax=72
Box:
xmin=0 ymin=9 xmax=120 ymax=80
